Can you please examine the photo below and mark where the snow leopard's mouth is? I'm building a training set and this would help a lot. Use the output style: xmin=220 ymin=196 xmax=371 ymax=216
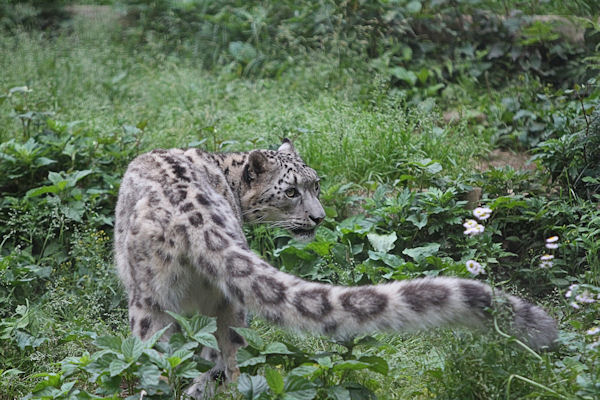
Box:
xmin=290 ymin=227 xmax=316 ymax=241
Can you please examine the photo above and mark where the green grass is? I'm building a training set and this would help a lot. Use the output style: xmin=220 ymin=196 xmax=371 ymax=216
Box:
xmin=1 ymin=5 xmax=599 ymax=400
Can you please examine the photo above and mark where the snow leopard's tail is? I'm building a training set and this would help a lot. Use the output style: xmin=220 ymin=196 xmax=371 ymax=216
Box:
xmin=212 ymin=246 xmax=557 ymax=350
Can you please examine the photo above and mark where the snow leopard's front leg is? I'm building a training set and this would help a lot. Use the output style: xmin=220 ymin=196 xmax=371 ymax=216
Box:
xmin=185 ymin=300 xmax=247 ymax=399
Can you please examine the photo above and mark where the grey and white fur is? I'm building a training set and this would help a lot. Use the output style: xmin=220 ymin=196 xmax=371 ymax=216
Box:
xmin=114 ymin=139 xmax=557 ymax=398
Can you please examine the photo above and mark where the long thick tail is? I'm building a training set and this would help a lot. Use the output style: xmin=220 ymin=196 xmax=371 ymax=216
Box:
xmin=212 ymin=247 xmax=557 ymax=350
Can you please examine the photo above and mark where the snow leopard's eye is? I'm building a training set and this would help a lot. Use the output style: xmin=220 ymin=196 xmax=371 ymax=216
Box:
xmin=285 ymin=188 xmax=299 ymax=198
xmin=314 ymin=181 xmax=320 ymax=193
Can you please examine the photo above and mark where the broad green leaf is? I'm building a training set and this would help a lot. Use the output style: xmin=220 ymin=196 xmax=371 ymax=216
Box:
xmin=407 ymin=213 xmax=428 ymax=229
xmin=367 ymin=232 xmax=397 ymax=253
xmin=0 ymin=368 xmax=23 ymax=378
xmin=367 ymin=251 xmax=403 ymax=267
xmin=332 ymin=360 xmax=370 ymax=372
xmin=337 ymin=215 xmax=376 ymax=235
xmin=327 ymin=386 xmax=351 ymax=400
xmin=288 ymin=365 xmax=319 ymax=377
xmin=165 ymin=311 xmax=192 ymax=336
xmin=229 ymin=42 xmax=258 ymax=63
xmin=109 ymin=359 xmax=132 ymax=377
xmin=59 ymin=380 xmax=76 ymax=394
xmin=121 ymin=336 xmax=145 ymax=362
xmin=390 ymin=67 xmax=417 ymax=85
xmin=145 ymin=324 xmax=172 ymax=348
xmin=14 ymin=330 xmax=48 ymax=350
xmin=316 ymin=356 xmax=333 ymax=368
xmin=190 ymin=314 xmax=218 ymax=335
xmin=238 ymin=373 xmax=268 ymax=400
xmin=31 ymin=373 xmax=61 ymax=391
xmin=26 ymin=185 xmax=61 ymax=198
xmin=402 ymin=243 xmax=440 ymax=262
xmin=33 ymin=157 xmax=56 ymax=167
xmin=283 ymin=375 xmax=317 ymax=400
xmin=233 ymin=327 xmax=264 ymax=349
xmin=67 ymin=169 xmax=93 ymax=186
xmin=144 ymin=348 xmax=169 ymax=370
xmin=265 ymin=366 xmax=284 ymax=395
xmin=171 ymin=347 xmax=195 ymax=364
xmin=192 ymin=332 xmax=219 ymax=350
xmin=174 ymin=360 xmax=201 ymax=378
xmin=425 ymin=162 xmax=443 ymax=174
xmin=406 ymin=1 xmax=422 ymax=13
xmin=137 ymin=363 xmax=161 ymax=387
xmin=261 ymin=342 xmax=293 ymax=355
xmin=358 ymin=355 xmax=389 ymax=375
xmin=168 ymin=356 xmax=182 ymax=368
xmin=238 ymin=354 xmax=266 ymax=368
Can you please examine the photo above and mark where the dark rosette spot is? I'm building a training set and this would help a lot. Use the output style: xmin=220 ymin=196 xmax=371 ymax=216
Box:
xmin=516 ymin=301 xmax=537 ymax=327
xmin=324 ymin=322 xmax=338 ymax=335
xmin=252 ymin=275 xmax=287 ymax=305
xmin=155 ymin=249 xmax=173 ymax=264
xmin=164 ymin=155 xmax=190 ymax=182
xmin=165 ymin=188 xmax=187 ymax=205
xmin=460 ymin=281 xmax=492 ymax=310
xmin=399 ymin=281 xmax=450 ymax=313
xmin=199 ymin=258 xmax=218 ymax=276
xmin=196 ymin=193 xmax=211 ymax=206
xmin=139 ymin=317 xmax=152 ymax=339
xmin=211 ymin=213 xmax=225 ymax=227
xmin=226 ymin=283 xmax=245 ymax=305
xmin=148 ymin=191 xmax=161 ymax=207
xmin=340 ymin=288 xmax=388 ymax=321
xmin=293 ymin=288 xmax=332 ymax=320
xmin=173 ymin=224 xmax=190 ymax=247
xmin=180 ymin=202 xmax=194 ymax=213
xmin=204 ymin=229 xmax=229 ymax=251
xmin=264 ymin=311 xmax=283 ymax=324
xmin=225 ymin=252 xmax=254 ymax=277
xmin=188 ymin=212 xmax=204 ymax=227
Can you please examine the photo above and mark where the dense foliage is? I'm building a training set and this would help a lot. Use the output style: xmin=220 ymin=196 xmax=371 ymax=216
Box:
xmin=1 ymin=0 xmax=599 ymax=399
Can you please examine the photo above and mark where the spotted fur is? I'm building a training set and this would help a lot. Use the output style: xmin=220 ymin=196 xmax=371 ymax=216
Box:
xmin=115 ymin=139 xmax=557 ymax=398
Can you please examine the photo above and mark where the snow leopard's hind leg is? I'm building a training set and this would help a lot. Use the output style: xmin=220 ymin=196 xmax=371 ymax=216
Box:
xmin=185 ymin=298 xmax=247 ymax=399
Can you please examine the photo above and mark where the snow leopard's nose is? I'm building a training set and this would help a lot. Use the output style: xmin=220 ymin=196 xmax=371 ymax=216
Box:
xmin=309 ymin=214 xmax=324 ymax=225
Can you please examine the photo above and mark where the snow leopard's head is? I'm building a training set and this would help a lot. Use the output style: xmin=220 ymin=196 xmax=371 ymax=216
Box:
xmin=240 ymin=139 xmax=325 ymax=241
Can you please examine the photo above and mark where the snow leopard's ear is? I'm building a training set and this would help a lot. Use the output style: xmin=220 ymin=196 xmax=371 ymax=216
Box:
xmin=277 ymin=138 xmax=297 ymax=155
xmin=243 ymin=150 xmax=272 ymax=184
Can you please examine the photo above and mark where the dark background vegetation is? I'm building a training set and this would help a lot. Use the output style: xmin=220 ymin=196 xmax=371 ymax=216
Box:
xmin=1 ymin=0 xmax=599 ymax=399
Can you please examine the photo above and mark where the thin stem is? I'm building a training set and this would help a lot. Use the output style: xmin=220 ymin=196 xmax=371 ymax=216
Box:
xmin=493 ymin=316 xmax=543 ymax=361
xmin=579 ymin=95 xmax=590 ymax=164
xmin=505 ymin=374 xmax=568 ymax=400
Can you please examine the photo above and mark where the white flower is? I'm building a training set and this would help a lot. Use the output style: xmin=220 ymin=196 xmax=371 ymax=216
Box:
xmin=473 ymin=207 xmax=492 ymax=220
xmin=463 ymin=219 xmax=478 ymax=229
xmin=545 ymin=236 xmax=559 ymax=249
xmin=570 ymin=301 xmax=580 ymax=309
xmin=576 ymin=291 xmax=596 ymax=304
xmin=540 ymin=254 xmax=554 ymax=261
xmin=539 ymin=261 xmax=553 ymax=269
xmin=565 ymin=284 xmax=578 ymax=298
xmin=546 ymin=236 xmax=559 ymax=243
xmin=590 ymin=340 xmax=600 ymax=350
xmin=473 ymin=207 xmax=492 ymax=221
xmin=586 ymin=327 xmax=600 ymax=335
xmin=466 ymin=260 xmax=485 ymax=276
xmin=463 ymin=219 xmax=485 ymax=236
